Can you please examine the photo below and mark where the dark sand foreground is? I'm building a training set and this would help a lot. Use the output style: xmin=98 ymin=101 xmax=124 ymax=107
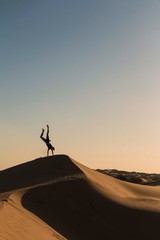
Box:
xmin=0 ymin=155 xmax=160 ymax=240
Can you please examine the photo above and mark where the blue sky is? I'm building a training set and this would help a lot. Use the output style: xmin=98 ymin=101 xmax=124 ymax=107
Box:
xmin=0 ymin=0 xmax=160 ymax=173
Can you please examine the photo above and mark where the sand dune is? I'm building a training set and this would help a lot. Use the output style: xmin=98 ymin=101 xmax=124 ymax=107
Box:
xmin=0 ymin=155 xmax=160 ymax=240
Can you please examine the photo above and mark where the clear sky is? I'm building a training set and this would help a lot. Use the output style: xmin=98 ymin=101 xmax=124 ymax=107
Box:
xmin=0 ymin=0 xmax=160 ymax=173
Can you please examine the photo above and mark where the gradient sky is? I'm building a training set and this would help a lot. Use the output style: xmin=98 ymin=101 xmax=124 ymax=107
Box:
xmin=1 ymin=0 xmax=160 ymax=173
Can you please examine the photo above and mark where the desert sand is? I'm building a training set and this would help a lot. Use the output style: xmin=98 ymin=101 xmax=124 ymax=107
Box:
xmin=0 ymin=155 xmax=160 ymax=240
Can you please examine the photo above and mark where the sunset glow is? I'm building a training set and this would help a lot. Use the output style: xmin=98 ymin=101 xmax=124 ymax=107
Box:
xmin=1 ymin=1 xmax=160 ymax=173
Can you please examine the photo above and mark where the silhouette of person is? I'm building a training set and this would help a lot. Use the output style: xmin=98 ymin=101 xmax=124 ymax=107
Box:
xmin=40 ymin=125 xmax=55 ymax=156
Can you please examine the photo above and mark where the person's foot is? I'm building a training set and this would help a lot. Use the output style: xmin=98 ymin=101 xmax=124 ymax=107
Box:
xmin=47 ymin=125 xmax=49 ymax=128
xmin=42 ymin=128 xmax=45 ymax=131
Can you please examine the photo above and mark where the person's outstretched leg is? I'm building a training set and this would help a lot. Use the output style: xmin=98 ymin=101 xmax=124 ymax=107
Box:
xmin=46 ymin=125 xmax=50 ymax=142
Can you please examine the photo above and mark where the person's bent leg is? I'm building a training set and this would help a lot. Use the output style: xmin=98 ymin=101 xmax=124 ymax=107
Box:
xmin=40 ymin=129 xmax=44 ymax=138
xmin=40 ymin=136 xmax=47 ymax=143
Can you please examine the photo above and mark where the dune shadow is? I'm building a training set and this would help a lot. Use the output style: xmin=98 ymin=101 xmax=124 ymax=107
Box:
xmin=22 ymin=178 xmax=160 ymax=240
xmin=0 ymin=155 xmax=82 ymax=193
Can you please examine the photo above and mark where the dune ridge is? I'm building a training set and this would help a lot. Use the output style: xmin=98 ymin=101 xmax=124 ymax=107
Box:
xmin=0 ymin=155 xmax=160 ymax=240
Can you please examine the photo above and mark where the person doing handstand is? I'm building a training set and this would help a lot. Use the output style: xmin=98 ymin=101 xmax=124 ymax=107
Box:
xmin=40 ymin=125 xmax=55 ymax=156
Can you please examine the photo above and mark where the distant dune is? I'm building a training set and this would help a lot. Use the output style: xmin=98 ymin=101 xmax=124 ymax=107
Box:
xmin=97 ymin=169 xmax=160 ymax=185
xmin=0 ymin=155 xmax=160 ymax=240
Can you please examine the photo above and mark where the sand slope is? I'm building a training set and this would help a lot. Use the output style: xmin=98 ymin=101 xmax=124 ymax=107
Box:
xmin=0 ymin=155 xmax=160 ymax=240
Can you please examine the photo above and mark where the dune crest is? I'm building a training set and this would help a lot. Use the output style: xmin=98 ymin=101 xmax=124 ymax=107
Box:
xmin=0 ymin=155 xmax=160 ymax=240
